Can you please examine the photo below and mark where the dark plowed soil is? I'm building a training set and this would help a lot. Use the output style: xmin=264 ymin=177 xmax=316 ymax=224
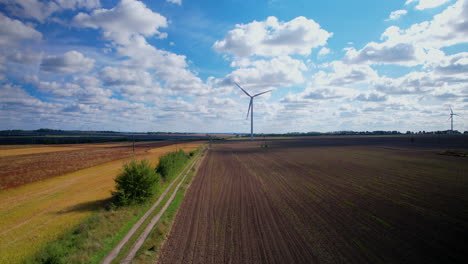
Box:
xmin=158 ymin=137 xmax=467 ymax=264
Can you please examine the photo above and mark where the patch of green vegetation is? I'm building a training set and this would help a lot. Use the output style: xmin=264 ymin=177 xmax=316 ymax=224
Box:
xmin=26 ymin=191 xmax=159 ymax=264
xmin=27 ymin=147 xmax=203 ymax=264
xmin=156 ymin=150 xmax=189 ymax=180
xmin=112 ymin=159 xmax=160 ymax=207
xmin=343 ymin=199 xmax=355 ymax=207
xmin=131 ymin=159 xmax=200 ymax=263
xmin=110 ymin=164 xmax=190 ymax=263
xmin=438 ymin=149 xmax=468 ymax=157
xmin=370 ymin=214 xmax=392 ymax=229
xmin=352 ymin=239 xmax=366 ymax=251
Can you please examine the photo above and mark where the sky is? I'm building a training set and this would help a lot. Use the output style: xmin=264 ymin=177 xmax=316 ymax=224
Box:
xmin=0 ymin=0 xmax=467 ymax=133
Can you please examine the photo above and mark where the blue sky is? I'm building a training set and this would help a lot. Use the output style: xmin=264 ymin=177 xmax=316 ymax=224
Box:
xmin=0 ymin=0 xmax=467 ymax=133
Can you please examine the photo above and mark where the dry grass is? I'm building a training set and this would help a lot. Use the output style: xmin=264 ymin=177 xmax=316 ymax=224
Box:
xmin=0 ymin=142 xmax=203 ymax=264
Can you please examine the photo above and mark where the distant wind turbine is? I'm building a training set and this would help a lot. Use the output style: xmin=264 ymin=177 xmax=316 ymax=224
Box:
xmin=449 ymin=107 xmax=460 ymax=133
xmin=235 ymin=82 xmax=272 ymax=141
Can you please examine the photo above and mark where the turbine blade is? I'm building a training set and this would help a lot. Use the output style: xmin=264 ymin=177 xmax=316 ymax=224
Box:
xmin=450 ymin=106 xmax=453 ymax=114
xmin=453 ymin=114 xmax=460 ymax=116
xmin=253 ymin=89 xmax=273 ymax=97
xmin=246 ymin=99 xmax=252 ymax=119
xmin=235 ymin=82 xmax=252 ymax=97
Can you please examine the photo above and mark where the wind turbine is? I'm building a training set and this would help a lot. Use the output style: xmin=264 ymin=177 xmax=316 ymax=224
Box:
xmin=449 ymin=107 xmax=460 ymax=133
xmin=235 ymin=82 xmax=272 ymax=141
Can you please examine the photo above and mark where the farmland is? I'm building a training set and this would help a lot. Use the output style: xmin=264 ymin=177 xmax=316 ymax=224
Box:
xmin=0 ymin=141 xmax=189 ymax=189
xmin=0 ymin=141 xmax=202 ymax=263
xmin=158 ymin=136 xmax=467 ymax=264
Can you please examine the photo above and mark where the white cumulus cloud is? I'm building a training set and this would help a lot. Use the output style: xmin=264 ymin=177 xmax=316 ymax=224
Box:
xmin=55 ymin=0 xmax=100 ymax=10
xmin=316 ymin=61 xmax=379 ymax=86
xmin=344 ymin=42 xmax=428 ymax=66
xmin=344 ymin=0 xmax=467 ymax=66
xmin=99 ymin=66 xmax=152 ymax=86
xmin=405 ymin=0 xmax=451 ymax=10
xmin=0 ymin=0 xmax=100 ymax=22
xmin=318 ymin=47 xmax=331 ymax=56
xmin=381 ymin=0 xmax=468 ymax=49
xmin=73 ymin=0 xmax=168 ymax=44
xmin=224 ymin=56 xmax=307 ymax=92
xmin=166 ymin=0 xmax=182 ymax=5
xmin=0 ymin=14 xmax=42 ymax=45
xmin=373 ymin=72 xmax=443 ymax=95
xmin=386 ymin=9 xmax=408 ymax=21
xmin=214 ymin=16 xmax=332 ymax=57
xmin=432 ymin=52 xmax=468 ymax=75
xmin=72 ymin=0 xmax=208 ymax=95
xmin=40 ymin=50 xmax=95 ymax=73
xmin=355 ymin=92 xmax=388 ymax=102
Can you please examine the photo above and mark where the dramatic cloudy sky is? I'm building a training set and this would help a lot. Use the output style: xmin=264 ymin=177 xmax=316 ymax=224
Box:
xmin=0 ymin=0 xmax=467 ymax=133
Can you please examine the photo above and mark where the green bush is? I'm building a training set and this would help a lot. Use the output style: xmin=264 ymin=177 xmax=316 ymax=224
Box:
xmin=156 ymin=150 xmax=188 ymax=180
xmin=30 ymin=242 xmax=68 ymax=264
xmin=112 ymin=159 xmax=159 ymax=206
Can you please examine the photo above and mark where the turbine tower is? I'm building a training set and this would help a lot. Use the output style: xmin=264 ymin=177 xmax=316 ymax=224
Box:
xmin=449 ymin=107 xmax=459 ymax=133
xmin=235 ymin=82 xmax=272 ymax=141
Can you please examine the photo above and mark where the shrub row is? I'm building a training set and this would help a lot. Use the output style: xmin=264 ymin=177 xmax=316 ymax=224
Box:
xmin=112 ymin=149 xmax=194 ymax=207
xmin=156 ymin=150 xmax=189 ymax=180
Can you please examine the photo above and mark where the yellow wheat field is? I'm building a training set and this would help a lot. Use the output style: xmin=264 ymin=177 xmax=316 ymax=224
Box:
xmin=0 ymin=143 xmax=202 ymax=263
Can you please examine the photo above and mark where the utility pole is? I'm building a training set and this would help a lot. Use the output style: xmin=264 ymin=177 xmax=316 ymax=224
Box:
xmin=132 ymin=135 xmax=135 ymax=155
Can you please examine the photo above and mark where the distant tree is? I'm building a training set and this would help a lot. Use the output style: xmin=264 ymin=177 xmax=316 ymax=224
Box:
xmin=35 ymin=128 xmax=63 ymax=132
xmin=112 ymin=159 xmax=159 ymax=206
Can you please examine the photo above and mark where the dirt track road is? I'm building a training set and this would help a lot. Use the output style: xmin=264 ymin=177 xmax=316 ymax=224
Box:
xmin=102 ymin=149 xmax=204 ymax=264
xmin=158 ymin=140 xmax=467 ymax=264
xmin=121 ymin=152 xmax=204 ymax=263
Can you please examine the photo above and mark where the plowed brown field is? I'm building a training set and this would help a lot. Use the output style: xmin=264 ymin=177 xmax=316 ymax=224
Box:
xmin=158 ymin=137 xmax=467 ymax=264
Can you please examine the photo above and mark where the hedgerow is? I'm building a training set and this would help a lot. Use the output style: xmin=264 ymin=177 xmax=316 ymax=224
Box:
xmin=156 ymin=150 xmax=189 ymax=180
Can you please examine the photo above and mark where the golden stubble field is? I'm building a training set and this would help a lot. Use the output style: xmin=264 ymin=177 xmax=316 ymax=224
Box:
xmin=0 ymin=142 xmax=202 ymax=263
